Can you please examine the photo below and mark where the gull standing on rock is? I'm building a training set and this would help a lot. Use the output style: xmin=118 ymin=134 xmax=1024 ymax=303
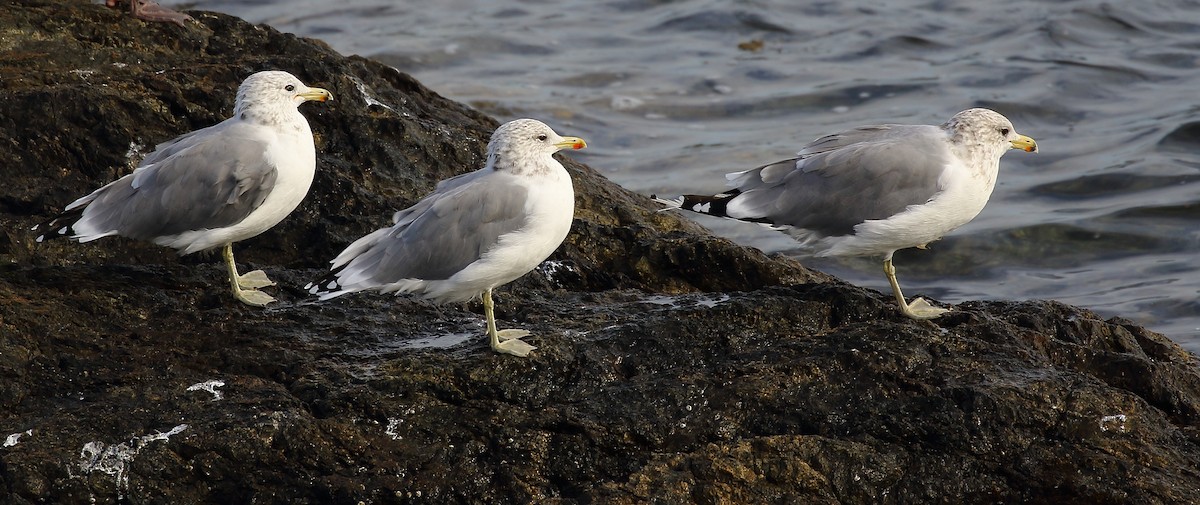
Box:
xmin=33 ymin=70 xmax=332 ymax=306
xmin=655 ymin=108 xmax=1037 ymax=320
xmin=307 ymin=119 xmax=586 ymax=357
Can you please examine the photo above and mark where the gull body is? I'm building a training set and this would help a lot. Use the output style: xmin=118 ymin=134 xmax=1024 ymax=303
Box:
xmin=308 ymin=119 xmax=586 ymax=356
xmin=33 ymin=70 xmax=332 ymax=306
xmin=656 ymin=108 xmax=1037 ymax=319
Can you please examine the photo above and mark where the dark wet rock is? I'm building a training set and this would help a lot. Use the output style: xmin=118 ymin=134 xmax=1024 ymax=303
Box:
xmin=2 ymin=1 xmax=1199 ymax=504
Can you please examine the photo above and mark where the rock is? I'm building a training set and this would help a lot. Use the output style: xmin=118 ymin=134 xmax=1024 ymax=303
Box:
xmin=1 ymin=1 xmax=1198 ymax=504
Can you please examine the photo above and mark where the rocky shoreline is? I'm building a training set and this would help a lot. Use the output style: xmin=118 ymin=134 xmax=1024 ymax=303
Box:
xmin=1 ymin=1 xmax=1198 ymax=503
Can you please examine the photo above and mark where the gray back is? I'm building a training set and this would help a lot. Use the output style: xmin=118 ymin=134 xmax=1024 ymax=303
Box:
xmin=79 ymin=120 xmax=278 ymax=240
xmin=346 ymin=169 xmax=531 ymax=283
xmin=730 ymin=124 xmax=950 ymax=237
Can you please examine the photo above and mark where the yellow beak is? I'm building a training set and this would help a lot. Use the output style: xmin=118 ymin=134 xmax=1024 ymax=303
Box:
xmin=1010 ymin=134 xmax=1037 ymax=153
xmin=298 ymin=87 xmax=333 ymax=102
xmin=555 ymin=136 xmax=587 ymax=150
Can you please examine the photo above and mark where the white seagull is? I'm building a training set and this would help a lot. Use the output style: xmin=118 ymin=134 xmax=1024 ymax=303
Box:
xmin=307 ymin=119 xmax=586 ymax=357
xmin=655 ymin=108 xmax=1037 ymax=319
xmin=33 ymin=70 xmax=332 ymax=306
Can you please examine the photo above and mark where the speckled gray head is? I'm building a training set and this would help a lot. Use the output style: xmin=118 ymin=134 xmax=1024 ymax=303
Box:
xmin=487 ymin=118 xmax=587 ymax=174
xmin=942 ymin=108 xmax=1038 ymax=155
xmin=234 ymin=71 xmax=333 ymax=122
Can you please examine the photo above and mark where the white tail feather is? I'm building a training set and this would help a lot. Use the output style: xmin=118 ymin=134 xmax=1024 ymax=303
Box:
xmin=650 ymin=195 xmax=684 ymax=212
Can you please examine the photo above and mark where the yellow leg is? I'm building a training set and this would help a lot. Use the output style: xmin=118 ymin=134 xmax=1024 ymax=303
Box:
xmin=223 ymin=243 xmax=276 ymax=307
xmin=883 ymin=258 xmax=948 ymax=320
xmin=483 ymin=288 xmax=535 ymax=357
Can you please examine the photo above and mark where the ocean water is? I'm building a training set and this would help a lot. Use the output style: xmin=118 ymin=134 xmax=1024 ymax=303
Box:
xmin=181 ymin=0 xmax=1200 ymax=352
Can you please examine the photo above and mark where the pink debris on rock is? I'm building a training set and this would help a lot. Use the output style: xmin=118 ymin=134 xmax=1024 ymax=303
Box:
xmin=106 ymin=0 xmax=194 ymax=27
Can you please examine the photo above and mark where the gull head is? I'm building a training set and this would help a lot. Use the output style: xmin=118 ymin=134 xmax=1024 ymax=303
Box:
xmin=943 ymin=108 xmax=1038 ymax=159
xmin=235 ymin=71 xmax=332 ymax=119
xmin=487 ymin=119 xmax=587 ymax=174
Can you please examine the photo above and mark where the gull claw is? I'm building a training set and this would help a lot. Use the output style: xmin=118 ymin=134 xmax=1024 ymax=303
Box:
xmin=492 ymin=337 xmax=536 ymax=357
xmin=495 ymin=329 xmax=532 ymax=341
xmin=901 ymin=297 xmax=950 ymax=320
xmin=233 ymin=288 xmax=276 ymax=307
xmin=237 ymin=269 xmax=277 ymax=289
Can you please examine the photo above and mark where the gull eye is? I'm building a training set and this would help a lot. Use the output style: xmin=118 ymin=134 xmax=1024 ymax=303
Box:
xmin=285 ymin=84 xmax=296 ymax=92
xmin=537 ymin=134 xmax=548 ymax=141
xmin=999 ymin=127 xmax=1010 ymax=136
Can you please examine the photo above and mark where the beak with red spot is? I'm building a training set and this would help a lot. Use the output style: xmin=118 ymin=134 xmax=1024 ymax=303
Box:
xmin=555 ymin=136 xmax=587 ymax=151
xmin=298 ymin=87 xmax=333 ymax=103
xmin=1010 ymin=134 xmax=1037 ymax=153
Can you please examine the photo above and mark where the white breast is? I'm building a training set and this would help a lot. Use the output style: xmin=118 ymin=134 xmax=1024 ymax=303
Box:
xmin=167 ymin=116 xmax=317 ymax=254
xmin=423 ymin=167 xmax=575 ymax=301
xmin=818 ymin=155 xmax=998 ymax=259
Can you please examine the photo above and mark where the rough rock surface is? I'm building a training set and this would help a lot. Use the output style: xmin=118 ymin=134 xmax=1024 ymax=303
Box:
xmin=1 ymin=1 xmax=1198 ymax=504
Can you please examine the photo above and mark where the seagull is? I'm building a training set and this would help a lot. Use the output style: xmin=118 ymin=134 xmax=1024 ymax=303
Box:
xmin=33 ymin=70 xmax=332 ymax=307
xmin=307 ymin=119 xmax=586 ymax=357
xmin=655 ymin=108 xmax=1037 ymax=319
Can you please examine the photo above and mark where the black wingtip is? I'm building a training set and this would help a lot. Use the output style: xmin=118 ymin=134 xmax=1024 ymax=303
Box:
xmin=667 ymin=189 xmax=774 ymax=225
xmin=30 ymin=208 xmax=83 ymax=244
xmin=676 ymin=189 xmax=742 ymax=218
xmin=305 ymin=269 xmax=345 ymax=297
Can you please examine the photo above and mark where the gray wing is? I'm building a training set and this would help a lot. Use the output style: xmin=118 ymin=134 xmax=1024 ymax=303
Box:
xmin=72 ymin=121 xmax=277 ymax=241
xmin=726 ymin=124 xmax=951 ymax=237
xmin=389 ymin=168 xmax=491 ymax=226
xmin=334 ymin=169 xmax=530 ymax=285
xmin=136 ymin=121 xmax=225 ymax=168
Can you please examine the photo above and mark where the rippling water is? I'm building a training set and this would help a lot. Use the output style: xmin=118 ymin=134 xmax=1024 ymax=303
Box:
xmin=183 ymin=0 xmax=1200 ymax=351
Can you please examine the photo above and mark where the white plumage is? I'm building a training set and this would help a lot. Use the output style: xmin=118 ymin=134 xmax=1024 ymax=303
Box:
xmin=656 ymin=108 xmax=1037 ymax=319
xmin=308 ymin=118 xmax=586 ymax=357
xmin=33 ymin=70 xmax=332 ymax=306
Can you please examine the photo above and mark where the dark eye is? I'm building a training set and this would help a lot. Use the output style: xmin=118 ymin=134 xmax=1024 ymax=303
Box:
xmin=537 ymin=134 xmax=548 ymax=141
xmin=285 ymin=84 xmax=296 ymax=92
xmin=999 ymin=127 xmax=1010 ymax=136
